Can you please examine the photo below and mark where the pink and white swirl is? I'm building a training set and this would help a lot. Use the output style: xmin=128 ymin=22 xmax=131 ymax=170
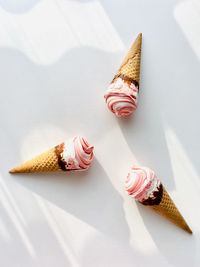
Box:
xmin=104 ymin=77 xmax=139 ymax=117
xmin=60 ymin=136 xmax=94 ymax=171
xmin=125 ymin=166 xmax=161 ymax=203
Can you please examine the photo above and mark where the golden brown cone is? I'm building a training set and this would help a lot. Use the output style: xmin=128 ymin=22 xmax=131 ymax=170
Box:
xmin=115 ymin=33 xmax=142 ymax=83
xmin=9 ymin=147 xmax=60 ymax=173
xmin=150 ymin=187 xmax=192 ymax=234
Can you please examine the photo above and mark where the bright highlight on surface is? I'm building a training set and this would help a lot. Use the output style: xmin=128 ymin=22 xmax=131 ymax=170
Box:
xmin=174 ymin=0 xmax=200 ymax=60
xmin=0 ymin=0 xmax=124 ymax=65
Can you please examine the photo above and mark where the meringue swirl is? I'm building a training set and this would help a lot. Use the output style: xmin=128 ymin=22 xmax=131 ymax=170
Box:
xmin=56 ymin=136 xmax=94 ymax=171
xmin=104 ymin=77 xmax=139 ymax=117
xmin=125 ymin=166 xmax=161 ymax=203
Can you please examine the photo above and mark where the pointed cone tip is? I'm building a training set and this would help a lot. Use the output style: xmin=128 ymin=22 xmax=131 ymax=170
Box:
xmin=9 ymin=168 xmax=15 ymax=174
xmin=135 ymin=33 xmax=142 ymax=42
xmin=186 ymin=226 xmax=193 ymax=234
xmin=9 ymin=168 xmax=19 ymax=174
xmin=9 ymin=165 xmax=26 ymax=174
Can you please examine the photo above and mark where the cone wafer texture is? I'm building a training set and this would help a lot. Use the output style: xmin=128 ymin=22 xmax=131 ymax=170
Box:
xmin=9 ymin=147 xmax=60 ymax=173
xmin=151 ymin=186 xmax=192 ymax=234
xmin=9 ymin=136 xmax=94 ymax=174
xmin=114 ymin=33 xmax=142 ymax=84
xmin=125 ymin=166 xmax=192 ymax=234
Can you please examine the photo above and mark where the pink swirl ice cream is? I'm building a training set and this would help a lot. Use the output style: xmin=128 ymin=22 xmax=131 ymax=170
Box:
xmin=56 ymin=136 xmax=94 ymax=171
xmin=104 ymin=77 xmax=139 ymax=117
xmin=125 ymin=166 xmax=163 ymax=205
xmin=124 ymin=165 xmax=193 ymax=233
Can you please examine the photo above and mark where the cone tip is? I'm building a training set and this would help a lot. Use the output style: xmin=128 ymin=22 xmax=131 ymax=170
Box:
xmin=136 ymin=33 xmax=142 ymax=41
xmin=9 ymin=167 xmax=19 ymax=174
xmin=135 ymin=33 xmax=142 ymax=47
xmin=9 ymin=166 xmax=25 ymax=174
xmin=186 ymin=227 xmax=193 ymax=235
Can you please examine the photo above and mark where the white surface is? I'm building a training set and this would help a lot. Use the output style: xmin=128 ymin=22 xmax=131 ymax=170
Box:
xmin=0 ymin=0 xmax=200 ymax=266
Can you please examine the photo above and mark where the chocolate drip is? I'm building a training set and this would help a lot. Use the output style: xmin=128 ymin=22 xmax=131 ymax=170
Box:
xmin=112 ymin=74 xmax=139 ymax=90
xmin=55 ymin=143 xmax=67 ymax=171
xmin=140 ymin=184 xmax=163 ymax=206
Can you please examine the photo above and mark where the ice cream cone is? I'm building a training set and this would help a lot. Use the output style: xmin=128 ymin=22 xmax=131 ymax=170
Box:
xmin=125 ymin=166 xmax=192 ymax=234
xmin=9 ymin=136 xmax=94 ymax=174
xmin=149 ymin=186 xmax=192 ymax=234
xmin=113 ymin=33 xmax=142 ymax=85
xmin=104 ymin=33 xmax=142 ymax=117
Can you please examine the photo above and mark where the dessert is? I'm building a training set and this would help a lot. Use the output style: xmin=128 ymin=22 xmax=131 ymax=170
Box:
xmin=104 ymin=33 xmax=142 ymax=117
xmin=9 ymin=136 xmax=94 ymax=173
xmin=125 ymin=165 xmax=192 ymax=234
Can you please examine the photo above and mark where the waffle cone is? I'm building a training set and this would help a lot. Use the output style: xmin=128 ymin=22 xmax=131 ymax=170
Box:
xmin=115 ymin=33 xmax=142 ymax=83
xmin=9 ymin=147 xmax=60 ymax=173
xmin=150 ymin=187 xmax=192 ymax=234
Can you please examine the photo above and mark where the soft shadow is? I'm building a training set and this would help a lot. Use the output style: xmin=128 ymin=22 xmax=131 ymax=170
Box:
xmin=13 ymin=159 xmax=131 ymax=241
xmin=80 ymin=233 xmax=161 ymax=267
xmin=117 ymin=91 xmax=176 ymax=190
xmin=0 ymin=174 xmax=73 ymax=267
xmin=137 ymin=203 xmax=197 ymax=267
xmin=0 ymin=44 xmax=132 ymax=264
xmin=0 ymin=0 xmax=39 ymax=13
xmin=101 ymin=0 xmax=200 ymax=181
xmin=0 ymin=46 xmax=118 ymax=167
xmin=12 ymin=164 xmax=177 ymax=267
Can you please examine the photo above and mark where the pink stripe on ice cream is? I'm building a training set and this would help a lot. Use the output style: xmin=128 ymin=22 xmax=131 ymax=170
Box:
xmin=74 ymin=137 xmax=94 ymax=169
xmin=104 ymin=77 xmax=139 ymax=117
xmin=60 ymin=136 xmax=94 ymax=171
xmin=125 ymin=166 xmax=161 ymax=203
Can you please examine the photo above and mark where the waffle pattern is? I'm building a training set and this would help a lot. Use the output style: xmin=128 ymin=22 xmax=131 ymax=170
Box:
xmin=151 ymin=187 xmax=192 ymax=234
xmin=117 ymin=33 xmax=142 ymax=83
xmin=10 ymin=147 xmax=60 ymax=173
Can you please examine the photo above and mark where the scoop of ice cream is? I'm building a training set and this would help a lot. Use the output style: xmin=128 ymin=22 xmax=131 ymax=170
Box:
xmin=104 ymin=77 xmax=138 ymax=117
xmin=58 ymin=136 xmax=94 ymax=171
xmin=125 ymin=166 xmax=161 ymax=203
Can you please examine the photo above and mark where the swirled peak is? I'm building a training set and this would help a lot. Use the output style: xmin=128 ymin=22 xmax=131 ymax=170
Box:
xmin=125 ymin=166 xmax=162 ymax=204
xmin=58 ymin=136 xmax=94 ymax=171
xmin=104 ymin=77 xmax=139 ymax=117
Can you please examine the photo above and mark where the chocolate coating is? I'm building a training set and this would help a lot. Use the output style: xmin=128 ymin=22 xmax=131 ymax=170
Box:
xmin=55 ymin=143 xmax=67 ymax=171
xmin=140 ymin=184 xmax=163 ymax=206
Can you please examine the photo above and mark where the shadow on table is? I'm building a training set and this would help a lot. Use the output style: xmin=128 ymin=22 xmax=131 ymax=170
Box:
xmin=117 ymin=94 xmax=176 ymax=191
xmin=0 ymin=0 xmax=39 ymax=13
xmin=11 ymin=160 xmax=181 ymax=267
xmin=0 ymin=45 xmax=118 ymax=151
xmin=137 ymin=203 xmax=197 ymax=267
xmin=101 ymin=0 xmax=200 ymax=184
xmin=13 ymin=159 xmax=131 ymax=242
xmin=0 ymin=44 xmax=134 ymax=264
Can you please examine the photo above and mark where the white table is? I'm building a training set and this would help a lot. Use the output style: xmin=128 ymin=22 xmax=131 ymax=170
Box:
xmin=0 ymin=0 xmax=200 ymax=266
